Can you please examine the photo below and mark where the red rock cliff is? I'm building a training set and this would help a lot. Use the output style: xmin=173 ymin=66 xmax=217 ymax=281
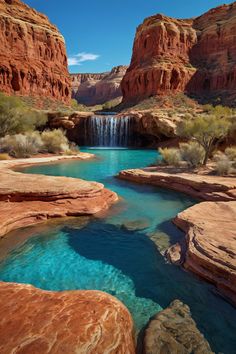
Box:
xmin=122 ymin=2 xmax=236 ymax=105
xmin=71 ymin=65 xmax=127 ymax=105
xmin=188 ymin=2 xmax=236 ymax=104
xmin=0 ymin=0 xmax=71 ymax=103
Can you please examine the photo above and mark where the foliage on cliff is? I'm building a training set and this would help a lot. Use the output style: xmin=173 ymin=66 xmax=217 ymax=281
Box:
xmin=0 ymin=93 xmax=47 ymax=138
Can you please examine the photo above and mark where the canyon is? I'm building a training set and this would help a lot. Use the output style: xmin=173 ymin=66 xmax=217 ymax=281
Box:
xmin=121 ymin=2 xmax=236 ymax=106
xmin=0 ymin=0 xmax=71 ymax=103
xmin=0 ymin=0 xmax=235 ymax=353
xmin=71 ymin=65 xmax=127 ymax=106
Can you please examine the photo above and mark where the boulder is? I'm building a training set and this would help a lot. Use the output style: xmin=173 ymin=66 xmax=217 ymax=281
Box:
xmin=143 ymin=300 xmax=213 ymax=354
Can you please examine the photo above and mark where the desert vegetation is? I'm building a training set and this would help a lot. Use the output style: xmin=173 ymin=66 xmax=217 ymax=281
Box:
xmin=159 ymin=105 xmax=236 ymax=175
xmin=0 ymin=93 xmax=78 ymax=158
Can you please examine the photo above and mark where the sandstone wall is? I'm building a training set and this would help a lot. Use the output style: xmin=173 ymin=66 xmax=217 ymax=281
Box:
xmin=0 ymin=0 xmax=71 ymax=103
xmin=71 ymin=65 xmax=127 ymax=105
xmin=121 ymin=2 xmax=236 ymax=106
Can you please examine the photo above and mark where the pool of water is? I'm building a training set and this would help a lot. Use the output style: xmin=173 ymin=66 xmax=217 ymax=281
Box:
xmin=0 ymin=149 xmax=235 ymax=353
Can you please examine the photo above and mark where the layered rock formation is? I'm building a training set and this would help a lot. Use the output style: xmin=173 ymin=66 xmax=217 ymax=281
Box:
xmin=121 ymin=16 xmax=197 ymax=103
xmin=118 ymin=166 xmax=236 ymax=201
xmin=118 ymin=110 xmax=183 ymax=146
xmin=143 ymin=300 xmax=213 ymax=354
xmin=118 ymin=167 xmax=236 ymax=305
xmin=0 ymin=282 xmax=135 ymax=354
xmin=174 ymin=201 xmax=236 ymax=306
xmin=0 ymin=0 xmax=71 ymax=103
xmin=122 ymin=2 xmax=236 ymax=106
xmin=187 ymin=3 xmax=236 ymax=104
xmin=71 ymin=65 xmax=127 ymax=105
xmin=0 ymin=155 xmax=118 ymax=238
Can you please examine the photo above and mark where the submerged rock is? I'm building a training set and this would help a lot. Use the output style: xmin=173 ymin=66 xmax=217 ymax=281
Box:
xmin=143 ymin=300 xmax=213 ymax=354
xmin=122 ymin=218 xmax=150 ymax=231
xmin=148 ymin=231 xmax=171 ymax=255
xmin=165 ymin=243 xmax=183 ymax=265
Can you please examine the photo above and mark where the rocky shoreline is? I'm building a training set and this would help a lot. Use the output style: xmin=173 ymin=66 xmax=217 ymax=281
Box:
xmin=0 ymin=154 xmax=118 ymax=238
xmin=118 ymin=167 xmax=236 ymax=306
xmin=0 ymin=154 xmax=218 ymax=353
xmin=0 ymin=154 xmax=135 ymax=354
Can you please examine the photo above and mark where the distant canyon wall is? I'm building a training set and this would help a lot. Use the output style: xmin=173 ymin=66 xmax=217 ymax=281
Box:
xmin=121 ymin=2 xmax=236 ymax=106
xmin=0 ymin=0 xmax=71 ymax=103
xmin=71 ymin=65 xmax=128 ymax=106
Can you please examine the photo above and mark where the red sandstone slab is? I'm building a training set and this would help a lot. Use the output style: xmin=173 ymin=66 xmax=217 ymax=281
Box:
xmin=0 ymin=282 xmax=135 ymax=354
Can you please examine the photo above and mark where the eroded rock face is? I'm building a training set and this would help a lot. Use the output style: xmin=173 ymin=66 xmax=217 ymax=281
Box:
xmin=174 ymin=201 xmax=236 ymax=306
xmin=143 ymin=300 xmax=213 ymax=354
xmin=188 ymin=3 xmax=236 ymax=104
xmin=121 ymin=15 xmax=197 ymax=103
xmin=0 ymin=282 xmax=135 ymax=354
xmin=0 ymin=0 xmax=71 ymax=103
xmin=122 ymin=3 xmax=236 ymax=105
xmin=71 ymin=65 xmax=127 ymax=105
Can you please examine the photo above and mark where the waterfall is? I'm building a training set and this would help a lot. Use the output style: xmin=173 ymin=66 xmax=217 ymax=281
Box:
xmin=84 ymin=115 xmax=134 ymax=147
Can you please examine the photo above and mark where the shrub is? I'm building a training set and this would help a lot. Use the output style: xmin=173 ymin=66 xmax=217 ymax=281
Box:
xmin=215 ymin=155 xmax=232 ymax=176
xmin=41 ymin=129 xmax=70 ymax=153
xmin=159 ymin=148 xmax=181 ymax=167
xmin=179 ymin=142 xmax=205 ymax=167
xmin=225 ymin=147 xmax=236 ymax=162
xmin=0 ymin=131 xmax=43 ymax=158
xmin=177 ymin=114 xmax=231 ymax=165
xmin=0 ymin=93 xmax=47 ymax=137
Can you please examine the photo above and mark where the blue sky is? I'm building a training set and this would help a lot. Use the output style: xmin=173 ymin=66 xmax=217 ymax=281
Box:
xmin=24 ymin=0 xmax=233 ymax=74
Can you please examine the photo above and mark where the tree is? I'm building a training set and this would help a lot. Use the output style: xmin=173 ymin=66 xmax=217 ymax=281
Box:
xmin=177 ymin=115 xmax=231 ymax=165
xmin=0 ymin=93 xmax=47 ymax=137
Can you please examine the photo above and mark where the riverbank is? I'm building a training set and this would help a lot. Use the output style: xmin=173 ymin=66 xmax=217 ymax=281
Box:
xmin=0 ymin=153 xmax=118 ymax=239
xmin=0 ymin=154 xmax=138 ymax=354
xmin=118 ymin=166 xmax=236 ymax=306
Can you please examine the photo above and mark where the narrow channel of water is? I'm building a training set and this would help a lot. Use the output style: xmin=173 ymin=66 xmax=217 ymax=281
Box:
xmin=0 ymin=149 xmax=235 ymax=353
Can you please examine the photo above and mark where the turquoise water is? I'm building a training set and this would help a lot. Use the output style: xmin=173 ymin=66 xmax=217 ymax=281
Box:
xmin=0 ymin=149 xmax=236 ymax=353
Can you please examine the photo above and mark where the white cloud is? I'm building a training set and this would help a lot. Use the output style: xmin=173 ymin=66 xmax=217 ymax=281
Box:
xmin=68 ymin=57 xmax=80 ymax=66
xmin=68 ymin=52 xmax=100 ymax=66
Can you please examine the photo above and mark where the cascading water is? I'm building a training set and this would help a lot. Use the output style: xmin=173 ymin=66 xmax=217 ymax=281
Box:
xmin=84 ymin=115 xmax=134 ymax=147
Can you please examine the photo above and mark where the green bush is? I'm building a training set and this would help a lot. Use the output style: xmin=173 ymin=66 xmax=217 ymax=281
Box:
xmin=159 ymin=148 xmax=181 ymax=167
xmin=177 ymin=114 xmax=231 ymax=165
xmin=0 ymin=93 xmax=47 ymax=137
xmin=41 ymin=129 xmax=70 ymax=153
xmin=0 ymin=131 xmax=43 ymax=158
xmin=215 ymin=155 xmax=232 ymax=176
xmin=225 ymin=146 xmax=236 ymax=162
xmin=179 ymin=142 xmax=205 ymax=167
